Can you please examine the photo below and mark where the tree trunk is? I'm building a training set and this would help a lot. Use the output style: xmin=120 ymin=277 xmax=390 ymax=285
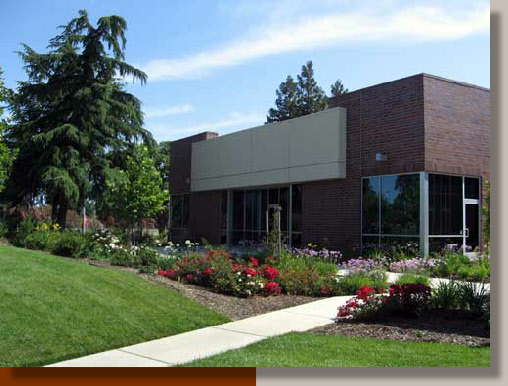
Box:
xmin=57 ymin=202 xmax=68 ymax=229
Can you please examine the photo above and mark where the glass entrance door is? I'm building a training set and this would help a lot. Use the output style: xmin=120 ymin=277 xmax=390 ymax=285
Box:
xmin=465 ymin=203 xmax=480 ymax=251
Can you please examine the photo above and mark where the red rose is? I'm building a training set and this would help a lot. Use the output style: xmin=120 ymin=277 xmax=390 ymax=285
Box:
xmin=264 ymin=265 xmax=279 ymax=280
xmin=245 ymin=268 xmax=256 ymax=276
xmin=265 ymin=282 xmax=281 ymax=294
xmin=249 ymin=257 xmax=259 ymax=267
xmin=157 ymin=269 xmax=164 ymax=276
xmin=203 ymin=268 xmax=212 ymax=275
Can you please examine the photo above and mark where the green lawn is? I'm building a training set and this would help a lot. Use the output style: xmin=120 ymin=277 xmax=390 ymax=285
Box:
xmin=182 ymin=332 xmax=490 ymax=367
xmin=0 ymin=246 xmax=229 ymax=366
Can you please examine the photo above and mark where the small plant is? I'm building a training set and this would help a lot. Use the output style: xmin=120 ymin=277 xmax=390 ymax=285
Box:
xmin=431 ymin=281 xmax=461 ymax=310
xmin=338 ymin=272 xmax=387 ymax=295
xmin=457 ymin=282 xmax=490 ymax=316
xmin=395 ymin=273 xmax=431 ymax=286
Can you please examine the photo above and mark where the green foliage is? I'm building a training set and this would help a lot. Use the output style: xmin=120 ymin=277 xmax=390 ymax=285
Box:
xmin=266 ymin=61 xmax=330 ymax=122
xmin=3 ymin=10 xmax=152 ymax=227
xmin=0 ymin=219 xmax=8 ymax=238
xmin=156 ymin=256 xmax=178 ymax=270
xmin=46 ymin=230 xmax=86 ymax=258
xmin=24 ymin=231 xmax=50 ymax=250
xmin=395 ymin=273 xmax=430 ymax=286
xmin=330 ymin=79 xmax=349 ymax=97
xmin=110 ymin=248 xmax=141 ymax=267
xmin=338 ymin=273 xmax=388 ymax=295
xmin=137 ymin=247 xmax=158 ymax=267
xmin=103 ymin=145 xmax=167 ymax=238
xmin=431 ymin=281 xmax=461 ymax=310
xmin=0 ymin=67 xmax=16 ymax=193
xmin=457 ymin=282 xmax=490 ymax=317
xmin=484 ymin=179 xmax=490 ymax=243
xmin=14 ymin=218 xmax=36 ymax=246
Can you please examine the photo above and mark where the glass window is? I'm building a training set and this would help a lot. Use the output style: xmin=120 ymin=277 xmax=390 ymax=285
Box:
xmin=232 ymin=190 xmax=244 ymax=231
xmin=220 ymin=191 xmax=227 ymax=230
xmin=381 ymin=174 xmax=419 ymax=235
xmin=171 ymin=195 xmax=189 ymax=229
xmin=465 ymin=177 xmax=480 ymax=199
xmin=429 ymin=174 xmax=463 ymax=235
xmin=362 ymin=177 xmax=380 ymax=234
xmin=280 ymin=187 xmax=288 ymax=232
xmin=429 ymin=237 xmax=464 ymax=254
xmin=291 ymin=185 xmax=302 ymax=233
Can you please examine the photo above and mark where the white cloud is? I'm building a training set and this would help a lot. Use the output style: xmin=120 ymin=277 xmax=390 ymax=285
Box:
xmin=141 ymin=4 xmax=489 ymax=81
xmin=151 ymin=111 xmax=265 ymax=140
xmin=144 ymin=103 xmax=194 ymax=118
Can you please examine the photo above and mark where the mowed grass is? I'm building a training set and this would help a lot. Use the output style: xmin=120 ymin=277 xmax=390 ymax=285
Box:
xmin=182 ymin=332 xmax=490 ymax=367
xmin=0 ymin=246 xmax=229 ymax=366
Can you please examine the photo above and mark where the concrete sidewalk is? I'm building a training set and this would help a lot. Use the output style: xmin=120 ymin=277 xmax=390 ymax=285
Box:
xmin=47 ymin=295 xmax=352 ymax=367
xmin=47 ymin=273 xmax=490 ymax=367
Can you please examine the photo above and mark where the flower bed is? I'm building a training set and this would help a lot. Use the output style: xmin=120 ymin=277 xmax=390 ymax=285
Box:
xmin=156 ymin=249 xmax=389 ymax=298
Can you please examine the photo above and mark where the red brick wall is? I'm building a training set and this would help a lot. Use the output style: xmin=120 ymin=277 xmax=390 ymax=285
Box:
xmin=189 ymin=191 xmax=221 ymax=245
xmin=423 ymin=75 xmax=490 ymax=178
xmin=169 ymin=132 xmax=219 ymax=243
xmin=169 ymin=132 xmax=218 ymax=195
xmin=303 ymin=75 xmax=425 ymax=254
xmin=423 ymin=75 xmax=490 ymax=246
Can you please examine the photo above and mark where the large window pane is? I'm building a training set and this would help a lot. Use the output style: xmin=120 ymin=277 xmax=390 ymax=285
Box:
xmin=292 ymin=185 xmax=302 ymax=233
xmin=429 ymin=237 xmax=464 ymax=254
xmin=465 ymin=177 xmax=480 ymax=199
xmin=381 ymin=174 xmax=419 ymax=235
xmin=171 ymin=195 xmax=189 ymax=229
xmin=280 ymin=187 xmax=288 ymax=231
xmin=362 ymin=177 xmax=380 ymax=234
xmin=232 ymin=190 xmax=244 ymax=231
xmin=429 ymin=174 xmax=463 ymax=235
xmin=220 ymin=190 xmax=227 ymax=230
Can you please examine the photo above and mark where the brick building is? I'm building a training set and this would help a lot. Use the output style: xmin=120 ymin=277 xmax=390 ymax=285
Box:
xmin=169 ymin=74 xmax=490 ymax=256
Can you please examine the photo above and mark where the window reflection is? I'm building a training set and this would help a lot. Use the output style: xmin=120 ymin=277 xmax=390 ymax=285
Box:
xmin=429 ymin=174 xmax=462 ymax=235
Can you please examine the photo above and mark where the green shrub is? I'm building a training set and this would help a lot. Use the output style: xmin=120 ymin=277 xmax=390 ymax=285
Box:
xmin=24 ymin=231 xmax=50 ymax=250
xmin=138 ymin=265 xmax=157 ymax=274
xmin=339 ymin=272 xmax=387 ymax=295
xmin=457 ymin=282 xmax=490 ymax=316
xmin=47 ymin=230 xmax=86 ymax=258
xmin=273 ymin=251 xmax=340 ymax=296
xmin=395 ymin=273 xmax=430 ymax=286
xmin=431 ymin=281 xmax=461 ymax=310
xmin=14 ymin=218 xmax=36 ymax=246
xmin=156 ymin=256 xmax=178 ymax=270
xmin=0 ymin=219 xmax=8 ymax=238
xmin=137 ymin=247 xmax=158 ymax=267
xmin=110 ymin=248 xmax=141 ymax=267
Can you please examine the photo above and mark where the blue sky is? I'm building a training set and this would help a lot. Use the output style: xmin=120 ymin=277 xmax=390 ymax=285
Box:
xmin=0 ymin=0 xmax=490 ymax=142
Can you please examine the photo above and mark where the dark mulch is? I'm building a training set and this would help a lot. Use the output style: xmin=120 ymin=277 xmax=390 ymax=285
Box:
xmin=309 ymin=309 xmax=490 ymax=347
xmin=86 ymin=259 xmax=316 ymax=321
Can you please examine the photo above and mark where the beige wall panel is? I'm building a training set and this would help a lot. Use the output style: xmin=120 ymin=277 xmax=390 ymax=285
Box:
xmin=191 ymin=107 xmax=347 ymax=191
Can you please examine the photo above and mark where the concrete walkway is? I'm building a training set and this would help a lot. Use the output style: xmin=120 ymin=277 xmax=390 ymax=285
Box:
xmin=47 ymin=295 xmax=352 ymax=367
xmin=47 ymin=273 xmax=489 ymax=367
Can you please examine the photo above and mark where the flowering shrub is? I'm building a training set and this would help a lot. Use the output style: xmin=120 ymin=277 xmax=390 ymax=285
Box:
xmin=344 ymin=258 xmax=384 ymax=274
xmin=390 ymin=258 xmax=436 ymax=274
xmin=293 ymin=247 xmax=343 ymax=264
xmin=337 ymin=283 xmax=432 ymax=320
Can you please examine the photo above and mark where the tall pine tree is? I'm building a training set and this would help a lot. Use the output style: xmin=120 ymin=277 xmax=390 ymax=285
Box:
xmin=266 ymin=76 xmax=299 ymax=123
xmin=4 ymin=10 xmax=153 ymax=227
xmin=296 ymin=61 xmax=327 ymax=116
xmin=330 ymin=79 xmax=349 ymax=97
xmin=266 ymin=61 xmax=329 ymax=122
